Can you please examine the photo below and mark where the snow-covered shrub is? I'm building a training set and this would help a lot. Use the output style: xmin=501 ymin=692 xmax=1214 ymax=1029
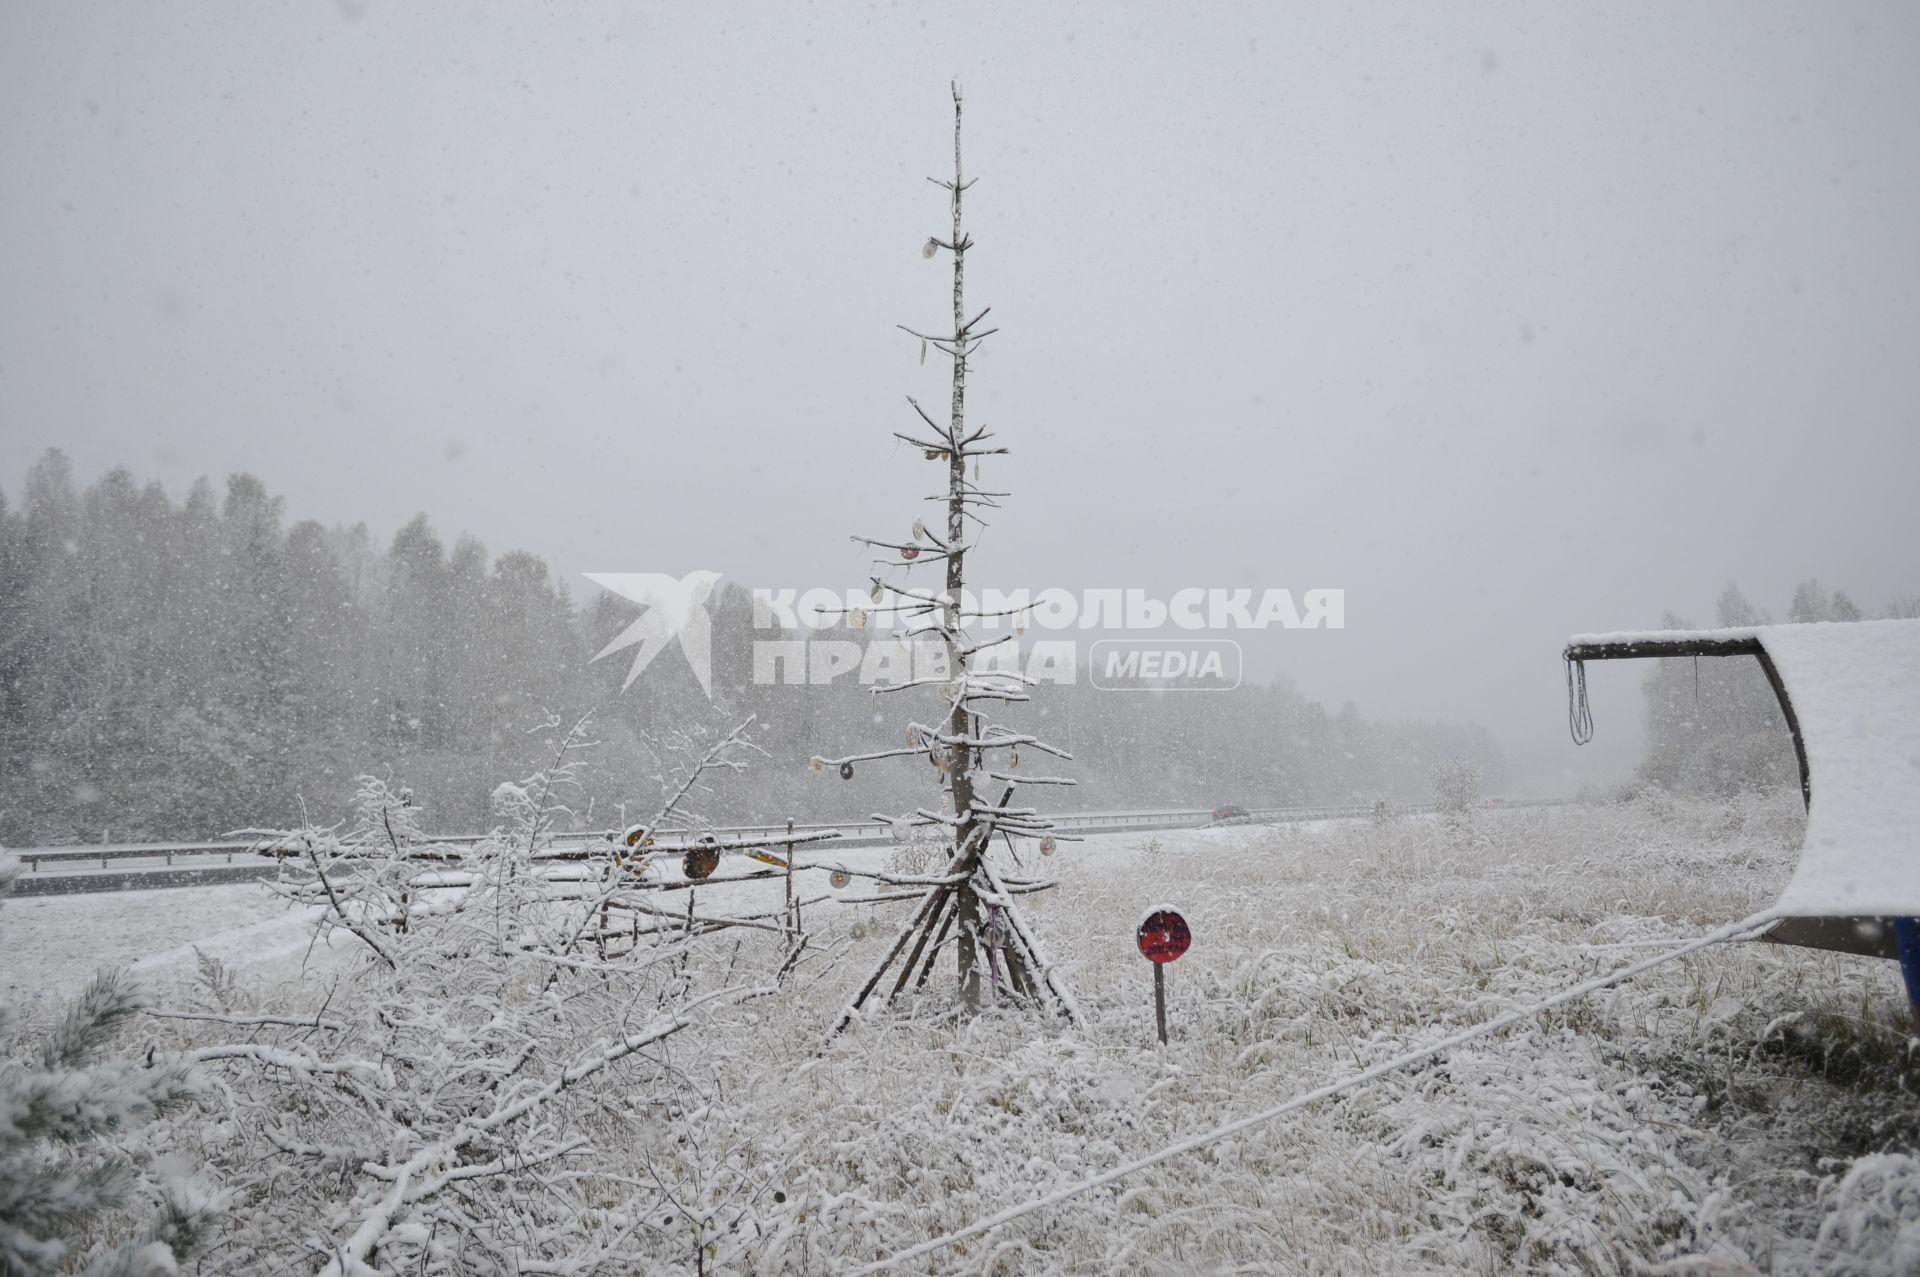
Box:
xmin=0 ymin=852 xmax=215 ymax=1276
xmin=885 ymin=828 xmax=945 ymax=878
xmin=346 ymin=772 xmax=426 ymax=851
xmin=1626 ymin=780 xmax=1681 ymax=825
xmin=162 ymin=714 xmax=786 ymax=1275
xmin=1429 ymin=755 xmax=1480 ymax=832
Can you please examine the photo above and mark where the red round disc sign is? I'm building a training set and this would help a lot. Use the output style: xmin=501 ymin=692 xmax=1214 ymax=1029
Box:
xmin=1137 ymin=910 xmax=1191 ymax=964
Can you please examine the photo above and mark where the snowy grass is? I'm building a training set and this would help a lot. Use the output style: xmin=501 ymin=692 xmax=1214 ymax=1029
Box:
xmin=741 ymin=795 xmax=1917 ymax=1274
xmin=10 ymin=796 xmax=1917 ymax=1273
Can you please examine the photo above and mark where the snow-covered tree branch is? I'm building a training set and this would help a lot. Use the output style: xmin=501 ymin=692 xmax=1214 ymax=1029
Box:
xmin=151 ymin=718 xmax=797 ymax=1274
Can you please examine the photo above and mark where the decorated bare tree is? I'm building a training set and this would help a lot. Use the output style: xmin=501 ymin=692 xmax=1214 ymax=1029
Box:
xmin=817 ymin=84 xmax=1078 ymax=1029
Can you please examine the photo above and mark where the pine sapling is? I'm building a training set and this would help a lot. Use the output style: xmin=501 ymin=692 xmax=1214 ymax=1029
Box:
xmin=0 ymin=853 xmax=216 ymax=1277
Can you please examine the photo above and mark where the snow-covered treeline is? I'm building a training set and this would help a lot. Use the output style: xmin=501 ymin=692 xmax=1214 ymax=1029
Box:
xmin=0 ymin=450 xmax=1505 ymax=846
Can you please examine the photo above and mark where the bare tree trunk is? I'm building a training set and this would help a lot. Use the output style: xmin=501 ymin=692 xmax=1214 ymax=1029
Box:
xmin=941 ymin=82 xmax=985 ymax=1010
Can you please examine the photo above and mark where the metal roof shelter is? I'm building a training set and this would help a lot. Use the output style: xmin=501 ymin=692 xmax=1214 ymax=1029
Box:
xmin=1563 ymin=619 xmax=1920 ymax=1019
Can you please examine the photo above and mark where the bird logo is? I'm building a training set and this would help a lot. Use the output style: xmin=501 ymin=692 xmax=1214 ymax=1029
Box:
xmin=583 ymin=571 xmax=724 ymax=698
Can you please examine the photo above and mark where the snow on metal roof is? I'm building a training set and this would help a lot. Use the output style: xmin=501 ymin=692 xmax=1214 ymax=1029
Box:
xmin=1565 ymin=627 xmax=1767 ymax=648
xmin=1568 ymin=619 xmax=1920 ymax=917
xmin=1760 ymin=620 xmax=1920 ymax=916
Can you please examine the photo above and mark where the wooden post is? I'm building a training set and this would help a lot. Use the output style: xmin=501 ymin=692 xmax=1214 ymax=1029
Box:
xmin=784 ymin=817 xmax=798 ymax=941
xmin=1153 ymin=962 xmax=1168 ymax=1045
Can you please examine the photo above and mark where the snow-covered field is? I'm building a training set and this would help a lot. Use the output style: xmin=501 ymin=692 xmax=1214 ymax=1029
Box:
xmin=2 ymin=883 xmax=322 ymax=1009
xmin=8 ymin=796 xmax=1918 ymax=1274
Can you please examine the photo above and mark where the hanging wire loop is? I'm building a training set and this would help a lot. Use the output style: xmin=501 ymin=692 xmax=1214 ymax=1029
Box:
xmin=1566 ymin=654 xmax=1595 ymax=746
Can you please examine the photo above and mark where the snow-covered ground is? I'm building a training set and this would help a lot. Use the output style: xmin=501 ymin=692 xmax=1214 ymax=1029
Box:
xmin=2 ymin=882 xmax=322 ymax=1008
xmin=8 ymin=796 xmax=1917 ymax=1274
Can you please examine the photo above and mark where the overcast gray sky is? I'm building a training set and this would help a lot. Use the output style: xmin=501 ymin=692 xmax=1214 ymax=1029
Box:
xmin=4 ymin=1 xmax=1917 ymax=793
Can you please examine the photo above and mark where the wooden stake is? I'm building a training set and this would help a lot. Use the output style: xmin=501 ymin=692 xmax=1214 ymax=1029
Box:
xmin=827 ymin=882 xmax=949 ymax=1039
xmin=914 ymin=898 xmax=958 ymax=990
xmin=892 ymin=887 xmax=953 ymax=1001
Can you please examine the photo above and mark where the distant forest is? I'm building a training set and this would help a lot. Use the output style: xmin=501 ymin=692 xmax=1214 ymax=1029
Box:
xmin=0 ymin=451 xmax=1507 ymax=845
xmin=1633 ymin=579 xmax=1920 ymax=798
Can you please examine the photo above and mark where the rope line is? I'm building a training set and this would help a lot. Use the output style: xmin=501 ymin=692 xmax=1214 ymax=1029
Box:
xmin=1566 ymin=655 xmax=1594 ymax=745
xmin=844 ymin=907 xmax=1782 ymax=1275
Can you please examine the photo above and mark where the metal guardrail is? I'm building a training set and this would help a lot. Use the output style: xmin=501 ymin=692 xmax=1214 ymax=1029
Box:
xmin=12 ymin=864 xmax=291 ymax=897
xmin=7 ymin=809 xmax=1289 ymax=868
xmin=14 ymin=843 xmax=265 ymax=871
xmin=6 ymin=799 xmax=1566 ymax=896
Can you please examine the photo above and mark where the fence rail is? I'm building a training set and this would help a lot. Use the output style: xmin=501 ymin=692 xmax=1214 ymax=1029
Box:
xmin=6 ymin=798 xmax=1566 ymax=897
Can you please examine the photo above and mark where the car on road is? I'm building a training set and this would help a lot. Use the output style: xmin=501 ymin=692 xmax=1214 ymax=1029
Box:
xmin=1209 ymin=804 xmax=1251 ymax=824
